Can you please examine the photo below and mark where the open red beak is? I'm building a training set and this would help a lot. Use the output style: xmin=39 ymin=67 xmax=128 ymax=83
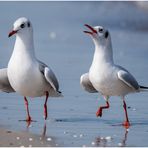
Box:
xmin=84 ymin=24 xmax=97 ymax=35
xmin=8 ymin=30 xmax=17 ymax=37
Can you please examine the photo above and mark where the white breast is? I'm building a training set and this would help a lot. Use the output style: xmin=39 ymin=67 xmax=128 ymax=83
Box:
xmin=8 ymin=56 xmax=46 ymax=97
xmin=89 ymin=64 xmax=132 ymax=96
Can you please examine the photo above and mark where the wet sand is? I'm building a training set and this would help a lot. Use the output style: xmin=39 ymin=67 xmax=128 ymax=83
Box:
xmin=0 ymin=127 xmax=55 ymax=147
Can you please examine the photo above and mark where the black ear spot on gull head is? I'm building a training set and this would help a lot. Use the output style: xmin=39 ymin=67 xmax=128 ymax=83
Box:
xmin=105 ymin=31 xmax=109 ymax=38
xmin=28 ymin=22 xmax=31 ymax=27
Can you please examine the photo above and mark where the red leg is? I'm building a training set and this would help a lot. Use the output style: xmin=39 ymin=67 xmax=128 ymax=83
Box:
xmin=96 ymin=101 xmax=110 ymax=117
xmin=122 ymin=100 xmax=130 ymax=128
xmin=24 ymin=97 xmax=32 ymax=122
xmin=44 ymin=91 xmax=49 ymax=120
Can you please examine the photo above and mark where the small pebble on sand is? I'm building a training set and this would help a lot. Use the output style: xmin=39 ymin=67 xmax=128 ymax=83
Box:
xmin=47 ymin=137 xmax=52 ymax=141
xmin=133 ymin=108 xmax=136 ymax=111
xmin=80 ymin=134 xmax=84 ymax=138
xmin=16 ymin=137 xmax=20 ymax=140
xmin=118 ymin=143 xmax=122 ymax=146
xmin=29 ymin=138 xmax=33 ymax=141
xmin=126 ymin=128 xmax=130 ymax=131
xmin=91 ymin=141 xmax=95 ymax=145
xmin=105 ymin=136 xmax=112 ymax=141
xmin=100 ymin=137 xmax=104 ymax=140
xmin=6 ymin=130 xmax=12 ymax=133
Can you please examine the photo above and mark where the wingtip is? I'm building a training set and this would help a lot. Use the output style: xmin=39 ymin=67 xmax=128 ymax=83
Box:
xmin=139 ymin=85 xmax=148 ymax=89
xmin=58 ymin=90 xmax=62 ymax=93
xmin=57 ymin=90 xmax=63 ymax=97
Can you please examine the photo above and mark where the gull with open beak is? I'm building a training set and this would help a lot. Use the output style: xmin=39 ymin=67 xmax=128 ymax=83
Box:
xmin=80 ymin=24 xmax=148 ymax=128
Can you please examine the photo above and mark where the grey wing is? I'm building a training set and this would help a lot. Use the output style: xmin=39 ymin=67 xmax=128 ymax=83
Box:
xmin=0 ymin=68 xmax=15 ymax=93
xmin=38 ymin=61 xmax=59 ymax=92
xmin=117 ymin=69 xmax=139 ymax=90
xmin=80 ymin=73 xmax=98 ymax=93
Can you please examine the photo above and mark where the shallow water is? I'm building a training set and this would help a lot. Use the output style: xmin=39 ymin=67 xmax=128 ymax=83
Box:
xmin=0 ymin=1 xmax=148 ymax=146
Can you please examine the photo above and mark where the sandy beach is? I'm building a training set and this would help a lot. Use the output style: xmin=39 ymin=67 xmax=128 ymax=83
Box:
xmin=0 ymin=127 xmax=55 ymax=147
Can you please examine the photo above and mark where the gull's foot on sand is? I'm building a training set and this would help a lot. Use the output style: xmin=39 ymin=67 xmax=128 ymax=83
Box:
xmin=96 ymin=108 xmax=102 ymax=117
xmin=122 ymin=121 xmax=130 ymax=128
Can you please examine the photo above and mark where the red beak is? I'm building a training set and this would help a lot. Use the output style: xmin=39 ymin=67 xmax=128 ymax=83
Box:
xmin=84 ymin=24 xmax=97 ymax=35
xmin=8 ymin=30 xmax=17 ymax=37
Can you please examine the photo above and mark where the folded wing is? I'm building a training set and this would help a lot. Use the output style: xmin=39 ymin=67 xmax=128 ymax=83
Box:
xmin=38 ymin=60 xmax=60 ymax=93
xmin=80 ymin=73 xmax=98 ymax=93
xmin=0 ymin=68 xmax=15 ymax=93
xmin=117 ymin=70 xmax=139 ymax=90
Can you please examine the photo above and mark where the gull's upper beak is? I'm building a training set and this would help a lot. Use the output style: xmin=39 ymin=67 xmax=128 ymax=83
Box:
xmin=84 ymin=24 xmax=97 ymax=35
xmin=8 ymin=30 xmax=17 ymax=37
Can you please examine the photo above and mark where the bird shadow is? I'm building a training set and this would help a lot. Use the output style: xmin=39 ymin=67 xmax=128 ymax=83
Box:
xmin=55 ymin=117 xmax=99 ymax=123
xmin=55 ymin=117 xmax=116 ymax=123
xmin=54 ymin=117 xmax=125 ymax=127
xmin=54 ymin=117 xmax=148 ymax=129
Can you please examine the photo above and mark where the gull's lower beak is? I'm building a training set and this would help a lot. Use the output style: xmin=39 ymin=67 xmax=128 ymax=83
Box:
xmin=84 ymin=24 xmax=97 ymax=35
xmin=8 ymin=30 xmax=17 ymax=37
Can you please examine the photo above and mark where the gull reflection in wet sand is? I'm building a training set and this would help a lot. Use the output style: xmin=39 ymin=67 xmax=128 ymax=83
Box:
xmin=95 ymin=136 xmax=109 ymax=147
xmin=95 ymin=129 xmax=129 ymax=147
xmin=41 ymin=123 xmax=47 ymax=140
xmin=25 ymin=121 xmax=47 ymax=137
xmin=121 ymin=129 xmax=129 ymax=147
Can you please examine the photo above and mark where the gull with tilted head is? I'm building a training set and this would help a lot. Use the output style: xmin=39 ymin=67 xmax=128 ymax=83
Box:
xmin=0 ymin=17 xmax=62 ymax=122
xmin=80 ymin=24 xmax=148 ymax=128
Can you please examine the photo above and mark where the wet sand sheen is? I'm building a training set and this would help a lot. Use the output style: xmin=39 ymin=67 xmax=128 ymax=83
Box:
xmin=0 ymin=128 xmax=55 ymax=147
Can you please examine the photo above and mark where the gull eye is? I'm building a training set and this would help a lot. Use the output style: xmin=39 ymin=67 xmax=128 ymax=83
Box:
xmin=20 ymin=23 xmax=25 ymax=28
xmin=99 ymin=28 xmax=103 ymax=33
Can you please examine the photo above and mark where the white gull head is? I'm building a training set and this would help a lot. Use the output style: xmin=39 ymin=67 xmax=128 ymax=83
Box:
xmin=9 ymin=17 xmax=33 ymax=38
xmin=84 ymin=24 xmax=113 ymax=64
xmin=84 ymin=24 xmax=111 ymax=47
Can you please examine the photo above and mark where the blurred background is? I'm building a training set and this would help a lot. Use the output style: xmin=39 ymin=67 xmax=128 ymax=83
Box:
xmin=0 ymin=1 xmax=148 ymax=146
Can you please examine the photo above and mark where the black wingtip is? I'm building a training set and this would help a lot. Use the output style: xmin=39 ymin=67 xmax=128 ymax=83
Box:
xmin=58 ymin=90 xmax=62 ymax=94
xmin=140 ymin=85 xmax=148 ymax=89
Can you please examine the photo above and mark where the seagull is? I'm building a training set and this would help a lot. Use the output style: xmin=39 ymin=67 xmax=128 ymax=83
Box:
xmin=80 ymin=24 xmax=148 ymax=128
xmin=0 ymin=17 xmax=62 ymax=122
